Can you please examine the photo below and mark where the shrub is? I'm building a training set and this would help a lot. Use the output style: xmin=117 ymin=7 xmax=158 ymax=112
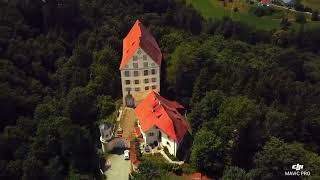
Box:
xmin=233 ymin=7 xmax=239 ymax=13
xmin=134 ymin=139 xmax=142 ymax=160
xmin=172 ymin=164 xmax=183 ymax=175
xmin=295 ymin=12 xmax=306 ymax=24
xmin=250 ymin=6 xmax=274 ymax=17
xmin=311 ymin=10 xmax=319 ymax=21
xmin=181 ymin=163 xmax=196 ymax=174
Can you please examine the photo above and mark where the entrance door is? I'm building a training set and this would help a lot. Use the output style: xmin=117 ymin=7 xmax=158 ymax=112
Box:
xmin=158 ymin=131 xmax=162 ymax=142
xmin=125 ymin=90 xmax=135 ymax=107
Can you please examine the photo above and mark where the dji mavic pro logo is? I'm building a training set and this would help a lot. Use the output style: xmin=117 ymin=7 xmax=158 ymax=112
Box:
xmin=285 ymin=163 xmax=310 ymax=176
xmin=292 ymin=164 xmax=303 ymax=171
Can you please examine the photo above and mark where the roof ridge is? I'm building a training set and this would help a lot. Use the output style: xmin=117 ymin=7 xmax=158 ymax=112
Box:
xmin=120 ymin=20 xmax=162 ymax=70
xmin=159 ymin=103 xmax=178 ymax=134
xmin=135 ymin=91 xmax=187 ymax=142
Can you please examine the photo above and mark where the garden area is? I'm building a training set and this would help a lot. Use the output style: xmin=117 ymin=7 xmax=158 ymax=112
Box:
xmin=130 ymin=139 xmax=198 ymax=179
xmin=130 ymin=153 xmax=197 ymax=180
xmin=187 ymin=0 xmax=320 ymax=30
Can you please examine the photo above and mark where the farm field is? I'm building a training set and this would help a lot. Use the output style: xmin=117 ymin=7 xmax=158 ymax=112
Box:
xmin=187 ymin=0 xmax=320 ymax=30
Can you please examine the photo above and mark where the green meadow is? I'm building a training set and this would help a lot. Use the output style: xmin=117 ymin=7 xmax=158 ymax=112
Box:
xmin=188 ymin=0 xmax=320 ymax=30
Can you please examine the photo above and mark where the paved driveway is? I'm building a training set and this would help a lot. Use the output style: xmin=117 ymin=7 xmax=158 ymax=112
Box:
xmin=105 ymin=153 xmax=131 ymax=180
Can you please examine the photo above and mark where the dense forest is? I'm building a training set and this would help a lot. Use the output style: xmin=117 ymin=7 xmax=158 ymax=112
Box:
xmin=0 ymin=0 xmax=320 ymax=179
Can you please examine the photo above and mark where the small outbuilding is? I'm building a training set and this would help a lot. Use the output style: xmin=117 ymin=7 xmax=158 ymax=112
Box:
xmin=99 ymin=123 xmax=114 ymax=152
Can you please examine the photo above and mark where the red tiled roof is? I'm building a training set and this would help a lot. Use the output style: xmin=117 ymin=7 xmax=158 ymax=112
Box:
xmin=120 ymin=20 xmax=162 ymax=70
xmin=261 ymin=0 xmax=272 ymax=4
xmin=135 ymin=91 xmax=188 ymax=142
xmin=135 ymin=127 xmax=141 ymax=137
xmin=190 ymin=173 xmax=213 ymax=180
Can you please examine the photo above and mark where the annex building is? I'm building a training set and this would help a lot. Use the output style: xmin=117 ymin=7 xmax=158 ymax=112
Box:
xmin=135 ymin=91 xmax=189 ymax=156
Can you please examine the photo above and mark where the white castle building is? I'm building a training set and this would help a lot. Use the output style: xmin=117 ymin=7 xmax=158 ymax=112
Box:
xmin=119 ymin=20 xmax=162 ymax=107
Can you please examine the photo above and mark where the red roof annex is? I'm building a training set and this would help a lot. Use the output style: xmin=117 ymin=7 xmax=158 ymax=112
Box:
xmin=135 ymin=91 xmax=188 ymax=142
xmin=120 ymin=20 xmax=162 ymax=70
xmin=261 ymin=0 xmax=272 ymax=5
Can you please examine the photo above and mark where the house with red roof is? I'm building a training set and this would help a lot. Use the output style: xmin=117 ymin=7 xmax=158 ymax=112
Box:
xmin=260 ymin=0 xmax=272 ymax=6
xmin=135 ymin=91 xmax=189 ymax=157
xmin=120 ymin=20 xmax=162 ymax=107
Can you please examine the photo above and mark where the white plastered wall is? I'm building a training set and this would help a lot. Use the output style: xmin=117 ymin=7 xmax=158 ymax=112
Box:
xmin=120 ymin=47 xmax=161 ymax=106
xmin=160 ymin=130 xmax=178 ymax=156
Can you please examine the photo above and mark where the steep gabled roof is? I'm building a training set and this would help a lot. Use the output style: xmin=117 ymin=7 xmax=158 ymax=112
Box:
xmin=120 ymin=20 xmax=162 ymax=70
xmin=135 ymin=91 xmax=188 ymax=142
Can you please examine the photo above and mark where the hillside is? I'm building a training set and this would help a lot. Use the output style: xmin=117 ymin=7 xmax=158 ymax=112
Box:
xmin=0 ymin=0 xmax=320 ymax=179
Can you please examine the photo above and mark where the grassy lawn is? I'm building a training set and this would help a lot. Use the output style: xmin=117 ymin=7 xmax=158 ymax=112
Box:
xmin=302 ymin=0 xmax=320 ymax=10
xmin=188 ymin=0 xmax=320 ymax=30
xmin=187 ymin=0 xmax=281 ymax=29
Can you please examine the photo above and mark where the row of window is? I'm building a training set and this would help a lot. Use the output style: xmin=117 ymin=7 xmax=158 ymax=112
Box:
xmin=125 ymin=85 xmax=157 ymax=92
xmin=124 ymin=69 xmax=156 ymax=77
xmin=133 ymin=55 xmax=147 ymax=61
xmin=125 ymin=62 xmax=156 ymax=69
xmin=125 ymin=78 xmax=157 ymax=85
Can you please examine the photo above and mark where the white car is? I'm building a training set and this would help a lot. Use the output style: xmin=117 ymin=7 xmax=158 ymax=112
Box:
xmin=124 ymin=150 xmax=130 ymax=160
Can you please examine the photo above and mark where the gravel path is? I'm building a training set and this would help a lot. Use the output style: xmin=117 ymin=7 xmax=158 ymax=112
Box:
xmin=120 ymin=107 xmax=137 ymax=140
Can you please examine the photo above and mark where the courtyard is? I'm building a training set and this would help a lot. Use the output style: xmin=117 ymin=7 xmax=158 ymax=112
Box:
xmin=119 ymin=107 xmax=137 ymax=141
xmin=104 ymin=152 xmax=131 ymax=180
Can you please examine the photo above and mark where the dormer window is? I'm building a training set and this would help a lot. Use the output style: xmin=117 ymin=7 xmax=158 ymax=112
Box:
xmin=156 ymin=114 xmax=162 ymax=118
xmin=133 ymin=56 xmax=138 ymax=61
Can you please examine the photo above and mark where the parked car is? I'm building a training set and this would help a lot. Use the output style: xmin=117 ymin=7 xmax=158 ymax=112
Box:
xmin=124 ymin=150 xmax=130 ymax=160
